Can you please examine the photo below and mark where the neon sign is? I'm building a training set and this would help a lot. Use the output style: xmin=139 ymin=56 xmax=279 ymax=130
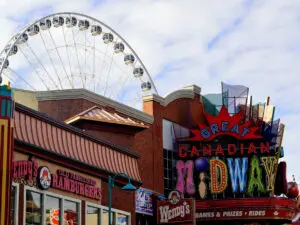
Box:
xmin=189 ymin=105 xmax=262 ymax=141
xmin=175 ymin=105 xmax=280 ymax=198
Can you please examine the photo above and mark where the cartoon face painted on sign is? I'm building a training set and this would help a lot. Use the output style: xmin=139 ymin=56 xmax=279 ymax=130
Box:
xmin=38 ymin=166 xmax=52 ymax=190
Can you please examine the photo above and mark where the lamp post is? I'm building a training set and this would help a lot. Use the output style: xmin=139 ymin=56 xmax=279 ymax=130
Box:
xmin=108 ymin=172 xmax=137 ymax=225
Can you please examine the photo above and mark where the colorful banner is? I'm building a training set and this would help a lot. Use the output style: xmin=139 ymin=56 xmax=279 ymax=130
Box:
xmin=135 ymin=188 xmax=153 ymax=215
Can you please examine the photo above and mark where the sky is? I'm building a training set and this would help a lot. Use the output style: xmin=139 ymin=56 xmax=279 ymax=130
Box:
xmin=0 ymin=0 xmax=299 ymax=182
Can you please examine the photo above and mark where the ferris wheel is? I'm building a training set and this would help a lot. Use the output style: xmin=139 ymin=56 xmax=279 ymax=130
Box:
xmin=0 ymin=12 xmax=158 ymax=108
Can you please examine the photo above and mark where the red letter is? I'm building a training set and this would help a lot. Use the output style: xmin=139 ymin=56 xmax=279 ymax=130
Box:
xmin=260 ymin=142 xmax=270 ymax=153
xmin=80 ymin=183 xmax=85 ymax=195
xmin=248 ymin=143 xmax=257 ymax=155
xmin=28 ymin=162 xmax=32 ymax=179
xmin=190 ymin=146 xmax=199 ymax=157
xmin=13 ymin=162 xmax=17 ymax=178
xmin=228 ymin=144 xmax=237 ymax=156
xmin=178 ymin=146 xmax=188 ymax=158
xmin=215 ymin=145 xmax=225 ymax=156
xmin=52 ymin=174 xmax=58 ymax=188
xmin=240 ymin=143 xmax=245 ymax=155
xmin=203 ymin=145 xmax=212 ymax=156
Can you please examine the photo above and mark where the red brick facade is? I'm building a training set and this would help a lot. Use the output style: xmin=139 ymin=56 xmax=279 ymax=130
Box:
xmin=35 ymin=87 xmax=204 ymax=225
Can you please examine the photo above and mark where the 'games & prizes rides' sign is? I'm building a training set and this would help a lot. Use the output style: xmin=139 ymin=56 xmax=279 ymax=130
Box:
xmin=157 ymin=191 xmax=194 ymax=224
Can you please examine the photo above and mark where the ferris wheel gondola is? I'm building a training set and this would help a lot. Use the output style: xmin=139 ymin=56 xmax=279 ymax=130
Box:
xmin=53 ymin=16 xmax=64 ymax=27
xmin=40 ymin=19 xmax=52 ymax=30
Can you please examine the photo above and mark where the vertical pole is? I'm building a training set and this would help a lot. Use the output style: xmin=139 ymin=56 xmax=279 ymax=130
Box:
xmin=0 ymin=84 xmax=14 ymax=225
xmin=108 ymin=176 xmax=112 ymax=225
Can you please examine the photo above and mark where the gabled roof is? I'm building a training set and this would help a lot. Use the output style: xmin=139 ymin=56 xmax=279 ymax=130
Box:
xmin=65 ymin=105 xmax=149 ymax=129
xmin=14 ymin=103 xmax=142 ymax=182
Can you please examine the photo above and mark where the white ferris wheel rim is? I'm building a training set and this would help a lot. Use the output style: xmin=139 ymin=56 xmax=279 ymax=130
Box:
xmin=0 ymin=12 xmax=158 ymax=96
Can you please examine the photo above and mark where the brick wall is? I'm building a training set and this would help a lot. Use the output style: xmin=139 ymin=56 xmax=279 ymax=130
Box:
xmin=36 ymin=92 xmax=205 ymax=224
xmin=38 ymin=99 xmax=96 ymax=121
xmin=136 ymin=93 xmax=205 ymax=194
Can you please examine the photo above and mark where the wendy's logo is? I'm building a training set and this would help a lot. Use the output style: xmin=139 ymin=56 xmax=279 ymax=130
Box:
xmin=38 ymin=166 xmax=52 ymax=190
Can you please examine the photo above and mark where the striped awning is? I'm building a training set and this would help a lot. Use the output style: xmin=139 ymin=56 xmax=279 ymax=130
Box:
xmin=13 ymin=104 xmax=142 ymax=182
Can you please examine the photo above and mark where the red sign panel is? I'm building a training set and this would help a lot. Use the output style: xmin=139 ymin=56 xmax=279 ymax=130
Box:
xmin=196 ymin=208 xmax=296 ymax=221
xmin=189 ymin=105 xmax=262 ymax=141
xmin=157 ymin=199 xmax=194 ymax=224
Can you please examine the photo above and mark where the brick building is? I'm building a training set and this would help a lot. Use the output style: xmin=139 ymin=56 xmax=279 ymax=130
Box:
xmin=9 ymin=83 xmax=300 ymax=225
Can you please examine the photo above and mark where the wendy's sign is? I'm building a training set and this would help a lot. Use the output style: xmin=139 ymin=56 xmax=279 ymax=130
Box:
xmin=189 ymin=105 xmax=262 ymax=141
xmin=157 ymin=198 xmax=194 ymax=224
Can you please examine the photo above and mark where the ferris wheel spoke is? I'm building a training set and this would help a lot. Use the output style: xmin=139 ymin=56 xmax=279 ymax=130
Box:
xmin=19 ymin=47 xmax=50 ymax=90
xmin=39 ymin=32 xmax=62 ymax=89
xmin=62 ymin=26 xmax=74 ymax=88
xmin=24 ymin=42 xmax=58 ymax=89
xmin=96 ymin=44 xmax=109 ymax=93
xmin=103 ymin=50 xmax=115 ymax=96
xmin=2 ymin=70 xmax=17 ymax=83
xmin=7 ymin=67 xmax=37 ymax=90
xmin=84 ymin=29 xmax=87 ymax=88
xmin=71 ymin=27 xmax=84 ymax=87
xmin=93 ymin=36 xmax=96 ymax=92
xmin=110 ymin=72 xmax=133 ymax=100
xmin=47 ymin=30 xmax=72 ymax=88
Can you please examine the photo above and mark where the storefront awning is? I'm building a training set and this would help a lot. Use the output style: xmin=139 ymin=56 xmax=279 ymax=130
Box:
xmin=13 ymin=103 xmax=142 ymax=183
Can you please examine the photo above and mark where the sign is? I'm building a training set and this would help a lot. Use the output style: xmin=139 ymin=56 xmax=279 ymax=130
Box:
xmin=51 ymin=169 xmax=101 ymax=200
xmin=175 ymin=105 xmax=280 ymax=199
xmin=12 ymin=158 xmax=38 ymax=186
xmin=195 ymin=208 xmax=296 ymax=221
xmin=168 ymin=190 xmax=182 ymax=205
xmin=135 ymin=188 xmax=153 ymax=215
xmin=157 ymin=199 xmax=194 ymax=224
xmin=38 ymin=166 xmax=51 ymax=190
xmin=13 ymin=159 xmax=101 ymax=200
xmin=189 ymin=105 xmax=262 ymax=141
xmin=178 ymin=142 xmax=270 ymax=158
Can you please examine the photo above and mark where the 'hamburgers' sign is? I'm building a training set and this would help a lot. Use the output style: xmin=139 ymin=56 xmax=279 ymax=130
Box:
xmin=157 ymin=191 xmax=194 ymax=224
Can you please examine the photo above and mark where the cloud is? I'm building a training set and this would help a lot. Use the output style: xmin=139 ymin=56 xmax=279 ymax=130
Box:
xmin=0 ymin=0 xmax=299 ymax=181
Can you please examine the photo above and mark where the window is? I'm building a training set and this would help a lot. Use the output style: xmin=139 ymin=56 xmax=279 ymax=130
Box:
xmin=163 ymin=148 xmax=177 ymax=196
xmin=102 ymin=209 xmax=115 ymax=225
xmin=25 ymin=191 xmax=42 ymax=225
xmin=45 ymin=196 xmax=60 ymax=225
xmin=116 ymin=213 xmax=128 ymax=225
xmin=64 ymin=200 xmax=79 ymax=225
xmin=162 ymin=119 xmax=190 ymax=196
xmin=25 ymin=188 xmax=81 ymax=225
xmin=87 ymin=205 xmax=130 ymax=225
xmin=11 ymin=185 xmax=18 ymax=225
xmin=86 ymin=206 xmax=100 ymax=225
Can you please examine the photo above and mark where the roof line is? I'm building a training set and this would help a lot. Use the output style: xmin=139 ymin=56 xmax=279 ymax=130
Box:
xmin=36 ymin=89 xmax=154 ymax=124
xmin=15 ymin=103 xmax=140 ymax=159
xmin=70 ymin=116 xmax=149 ymax=129
xmin=143 ymin=85 xmax=201 ymax=106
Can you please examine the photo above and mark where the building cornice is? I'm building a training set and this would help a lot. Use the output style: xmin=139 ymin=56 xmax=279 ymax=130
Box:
xmin=143 ymin=84 xmax=201 ymax=106
xmin=36 ymin=89 xmax=154 ymax=124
